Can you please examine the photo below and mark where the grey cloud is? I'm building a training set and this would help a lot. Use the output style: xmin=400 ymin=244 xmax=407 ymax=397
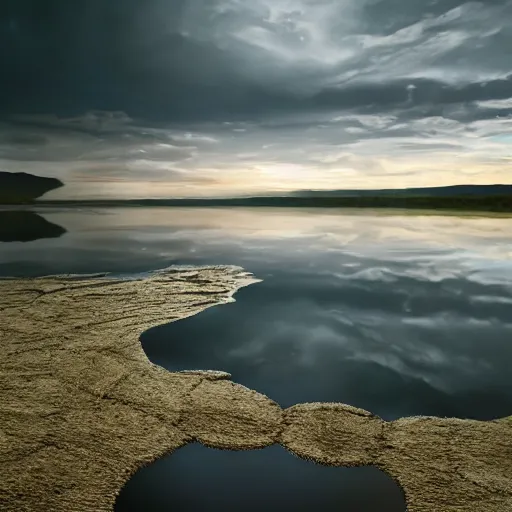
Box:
xmin=0 ymin=115 xmax=218 ymax=188
xmin=2 ymin=132 xmax=48 ymax=146
xmin=1 ymin=1 xmax=511 ymax=195
xmin=68 ymin=164 xmax=218 ymax=184
xmin=2 ymin=0 xmax=511 ymax=123
xmin=0 ymin=115 xmax=208 ymax=163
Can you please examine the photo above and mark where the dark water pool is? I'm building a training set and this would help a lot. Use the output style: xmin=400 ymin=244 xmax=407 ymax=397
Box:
xmin=115 ymin=444 xmax=405 ymax=512
xmin=140 ymin=269 xmax=512 ymax=420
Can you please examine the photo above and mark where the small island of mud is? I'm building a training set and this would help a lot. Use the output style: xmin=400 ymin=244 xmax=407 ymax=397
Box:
xmin=0 ymin=266 xmax=510 ymax=511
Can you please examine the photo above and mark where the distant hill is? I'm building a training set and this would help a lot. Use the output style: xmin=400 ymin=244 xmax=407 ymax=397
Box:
xmin=0 ymin=172 xmax=63 ymax=204
xmin=289 ymin=184 xmax=512 ymax=198
xmin=36 ymin=193 xmax=512 ymax=213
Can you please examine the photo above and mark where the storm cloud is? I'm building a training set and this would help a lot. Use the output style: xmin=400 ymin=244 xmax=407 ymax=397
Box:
xmin=1 ymin=0 xmax=511 ymax=197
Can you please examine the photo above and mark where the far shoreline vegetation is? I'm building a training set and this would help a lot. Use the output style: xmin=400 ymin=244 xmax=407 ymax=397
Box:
xmin=25 ymin=194 xmax=512 ymax=213
xmin=1 ymin=171 xmax=511 ymax=213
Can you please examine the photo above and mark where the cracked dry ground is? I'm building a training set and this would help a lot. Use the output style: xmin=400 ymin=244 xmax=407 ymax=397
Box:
xmin=0 ymin=266 xmax=511 ymax=512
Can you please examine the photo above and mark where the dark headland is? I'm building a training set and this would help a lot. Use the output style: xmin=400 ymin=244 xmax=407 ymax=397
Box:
xmin=0 ymin=171 xmax=63 ymax=204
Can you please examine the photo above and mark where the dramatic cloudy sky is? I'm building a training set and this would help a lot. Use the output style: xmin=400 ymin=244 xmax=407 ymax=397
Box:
xmin=1 ymin=0 xmax=511 ymax=198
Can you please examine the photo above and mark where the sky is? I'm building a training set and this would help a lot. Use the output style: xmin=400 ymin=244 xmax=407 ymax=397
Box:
xmin=1 ymin=0 xmax=511 ymax=199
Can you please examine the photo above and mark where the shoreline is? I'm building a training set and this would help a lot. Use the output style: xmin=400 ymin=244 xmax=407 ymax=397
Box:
xmin=3 ymin=203 xmax=512 ymax=221
xmin=0 ymin=266 xmax=510 ymax=511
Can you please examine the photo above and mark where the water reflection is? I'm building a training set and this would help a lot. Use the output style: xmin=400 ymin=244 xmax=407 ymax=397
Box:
xmin=142 ymin=266 xmax=512 ymax=421
xmin=115 ymin=444 xmax=406 ymax=512
xmin=1 ymin=207 xmax=511 ymax=279
xmin=0 ymin=210 xmax=66 ymax=243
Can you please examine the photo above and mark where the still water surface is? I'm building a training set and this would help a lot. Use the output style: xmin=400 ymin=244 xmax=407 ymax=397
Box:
xmin=2 ymin=207 xmax=511 ymax=511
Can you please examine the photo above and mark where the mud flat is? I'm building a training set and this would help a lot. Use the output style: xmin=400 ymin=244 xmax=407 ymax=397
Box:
xmin=0 ymin=266 xmax=510 ymax=512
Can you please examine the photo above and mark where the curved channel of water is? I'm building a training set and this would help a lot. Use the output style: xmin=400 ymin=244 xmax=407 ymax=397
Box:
xmin=141 ymin=270 xmax=512 ymax=420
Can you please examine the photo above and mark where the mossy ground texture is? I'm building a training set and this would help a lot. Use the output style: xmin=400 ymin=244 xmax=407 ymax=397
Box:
xmin=0 ymin=266 xmax=510 ymax=512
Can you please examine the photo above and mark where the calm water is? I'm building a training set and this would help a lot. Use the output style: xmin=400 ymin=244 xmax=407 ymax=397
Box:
xmin=2 ymin=207 xmax=512 ymax=511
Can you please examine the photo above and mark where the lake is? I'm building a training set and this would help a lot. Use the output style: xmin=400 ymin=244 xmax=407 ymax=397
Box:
xmin=2 ymin=206 xmax=511 ymax=511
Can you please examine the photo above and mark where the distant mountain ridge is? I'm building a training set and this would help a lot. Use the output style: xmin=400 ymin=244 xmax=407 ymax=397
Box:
xmin=0 ymin=171 xmax=63 ymax=203
xmin=35 ymin=193 xmax=512 ymax=213
xmin=289 ymin=184 xmax=512 ymax=198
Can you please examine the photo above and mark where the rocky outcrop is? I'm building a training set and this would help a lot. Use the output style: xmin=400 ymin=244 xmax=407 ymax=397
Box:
xmin=0 ymin=266 xmax=510 ymax=511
